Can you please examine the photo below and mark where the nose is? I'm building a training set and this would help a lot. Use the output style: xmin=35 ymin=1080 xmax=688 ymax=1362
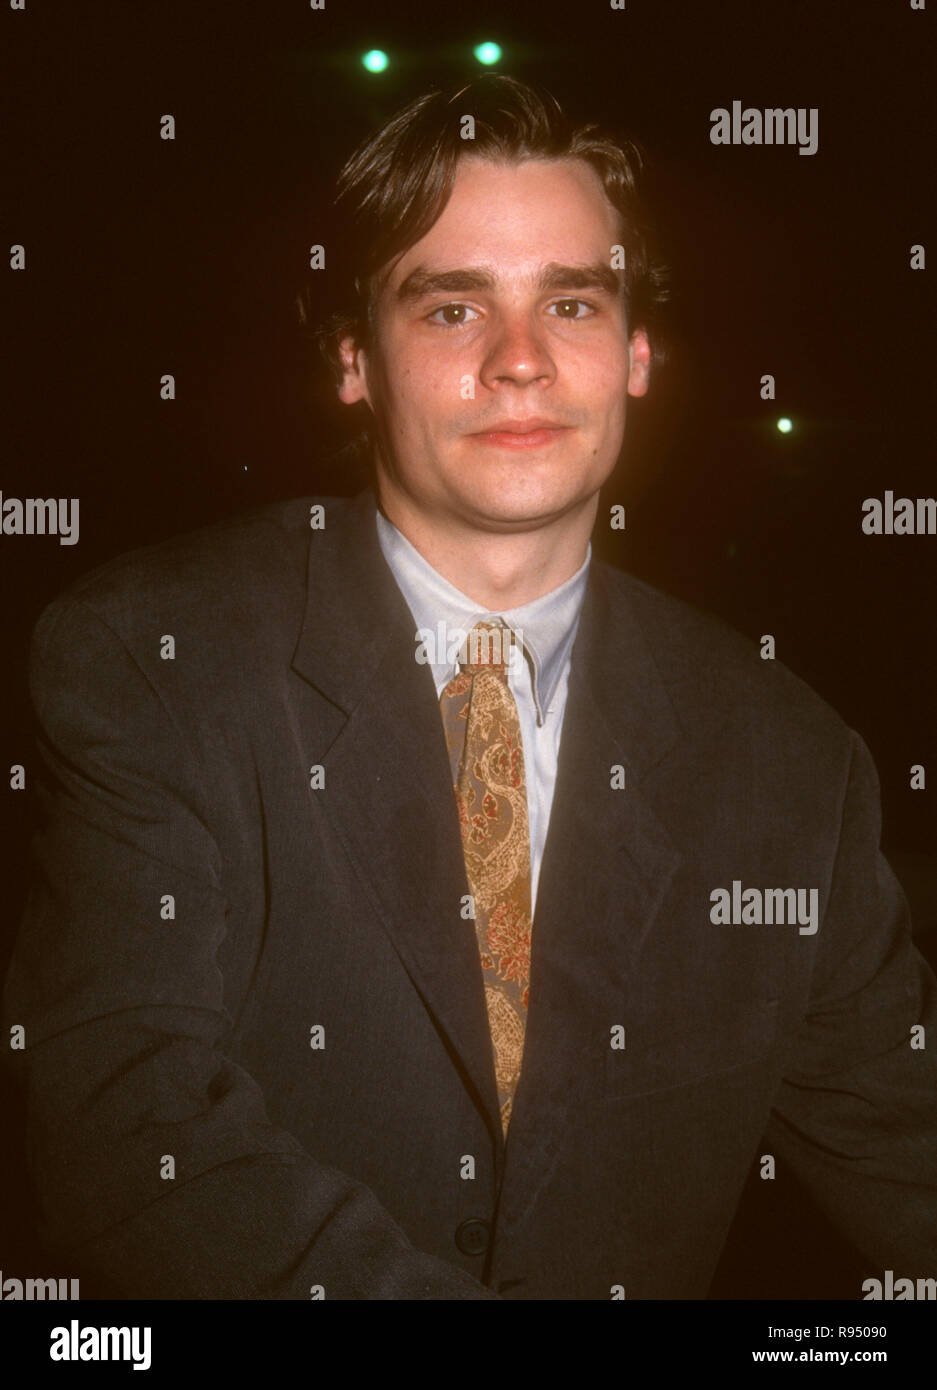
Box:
xmin=477 ymin=310 xmax=556 ymax=391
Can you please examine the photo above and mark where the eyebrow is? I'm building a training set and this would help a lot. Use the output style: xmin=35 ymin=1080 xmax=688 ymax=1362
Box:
xmin=395 ymin=260 xmax=622 ymax=303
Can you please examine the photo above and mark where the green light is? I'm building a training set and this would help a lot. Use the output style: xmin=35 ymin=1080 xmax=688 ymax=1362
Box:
xmin=474 ymin=41 xmax=502 ymax=65
xmin=362 ymin=49 xmax=389 ymax=73
xmin=777 ymin=417 xmax=793 ymax=434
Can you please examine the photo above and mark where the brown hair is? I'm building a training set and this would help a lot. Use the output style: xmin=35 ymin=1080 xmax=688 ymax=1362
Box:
xmin=299 ymin=73 xmax=671 ymax=385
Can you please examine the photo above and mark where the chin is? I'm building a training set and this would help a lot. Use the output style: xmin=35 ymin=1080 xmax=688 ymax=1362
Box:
xmin=460 ymin=491 xmax=581 ymax=528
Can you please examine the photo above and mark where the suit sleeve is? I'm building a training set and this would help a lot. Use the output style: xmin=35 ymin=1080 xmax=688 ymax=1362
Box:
xmin=764 ymin=727 xmax=937 ymax=1270
xmin=0 ymin=594 xmax=500 ymax=1300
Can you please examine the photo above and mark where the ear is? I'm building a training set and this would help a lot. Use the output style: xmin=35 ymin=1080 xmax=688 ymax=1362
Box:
xmin=337 ymin=332 xmax=372 ymax=406
xmin=626 ymin=327 xmax=651 ymax=398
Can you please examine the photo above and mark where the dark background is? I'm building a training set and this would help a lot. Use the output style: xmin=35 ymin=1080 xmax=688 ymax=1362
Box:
xmin=2 ymin=0 xmax=934 ymax=1299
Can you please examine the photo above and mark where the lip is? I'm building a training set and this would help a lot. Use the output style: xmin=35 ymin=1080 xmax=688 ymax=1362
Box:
xmin=469 ymin=419 xmax=572 ymax=449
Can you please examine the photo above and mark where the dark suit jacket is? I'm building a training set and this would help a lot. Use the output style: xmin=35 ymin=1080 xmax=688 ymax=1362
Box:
xmin=3 ymin=487 xmax=936 ymax=1299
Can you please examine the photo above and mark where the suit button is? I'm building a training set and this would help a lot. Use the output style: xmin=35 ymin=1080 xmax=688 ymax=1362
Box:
xmin=455 ymin=1218 xmax=490 ymax=1255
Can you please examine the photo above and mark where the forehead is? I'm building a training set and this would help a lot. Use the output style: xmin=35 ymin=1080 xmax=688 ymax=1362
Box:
xmin=384 ymin=156 xmax=621 ymax=289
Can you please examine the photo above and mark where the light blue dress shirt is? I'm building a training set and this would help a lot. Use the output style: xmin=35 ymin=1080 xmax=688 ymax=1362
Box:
xmin=375 ymin=507 xmax=591 ymax=918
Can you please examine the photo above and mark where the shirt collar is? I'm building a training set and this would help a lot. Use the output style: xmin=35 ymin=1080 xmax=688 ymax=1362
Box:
xmin=375 ymin=506 xmax=591 ymax=726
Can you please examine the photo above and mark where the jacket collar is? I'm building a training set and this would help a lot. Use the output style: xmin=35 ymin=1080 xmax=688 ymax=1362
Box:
xmin=291 ymin=486 xmax=681 ymax=779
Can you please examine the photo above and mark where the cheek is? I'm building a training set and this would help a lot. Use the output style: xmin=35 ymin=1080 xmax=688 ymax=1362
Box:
xmin=570 ymin=332 xmax=629 ymax=383
xmin=382 ymin=344 xmax=462 ymax=420
xmin=598 ymin=359 xmax=629 ymax=398
xmin=581 ymin=353 xmax=630 ymax=422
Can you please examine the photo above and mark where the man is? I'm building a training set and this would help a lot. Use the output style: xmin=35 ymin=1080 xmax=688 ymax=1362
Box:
xmin=3 ymin=75 xmax=936 ymax=1300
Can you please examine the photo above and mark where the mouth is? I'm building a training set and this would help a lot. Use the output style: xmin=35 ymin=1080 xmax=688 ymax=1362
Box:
xmin=468 ymin=419 xmax=572 ymax=450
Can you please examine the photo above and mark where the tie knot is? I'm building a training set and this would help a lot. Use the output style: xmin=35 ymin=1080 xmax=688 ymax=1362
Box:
xmin=458 ymin=620 xmax=514 ymax=675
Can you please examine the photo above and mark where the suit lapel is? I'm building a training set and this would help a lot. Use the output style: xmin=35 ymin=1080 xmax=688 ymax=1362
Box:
xmin=495 ymin=560 xmax=686 ymax=1230
xmin=290 ymin=490 xmax=503 ymax=1136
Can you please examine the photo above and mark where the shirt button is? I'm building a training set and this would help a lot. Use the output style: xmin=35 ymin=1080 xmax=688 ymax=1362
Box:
xmin=454 ymin=1218 xmax=490 ymax=1255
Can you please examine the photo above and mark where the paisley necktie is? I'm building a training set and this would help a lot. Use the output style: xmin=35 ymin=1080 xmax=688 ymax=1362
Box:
xmin=439 ymin=620 xmax=533 ymax=1135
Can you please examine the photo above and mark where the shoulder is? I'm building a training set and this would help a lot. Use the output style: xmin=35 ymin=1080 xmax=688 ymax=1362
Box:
xmin=594 ymin=559 xmax=856 ymax=764
xmin=30 ymin=495 xmax=352 ymax=651
xmin=25 ymin=496 xmax=364 ymax=718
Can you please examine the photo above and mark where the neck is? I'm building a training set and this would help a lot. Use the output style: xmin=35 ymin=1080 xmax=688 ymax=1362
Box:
xmin=376 ymin=482 xmax=596 ymax=610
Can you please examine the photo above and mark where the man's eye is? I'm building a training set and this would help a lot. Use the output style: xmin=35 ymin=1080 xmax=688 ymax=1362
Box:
xmin=427 ymin=299 xmax=595 ymax=325
xmin=548 ymin=299 xmax=595 ymax=319
xmin=428 ymin=303 xmax=480 ymax=326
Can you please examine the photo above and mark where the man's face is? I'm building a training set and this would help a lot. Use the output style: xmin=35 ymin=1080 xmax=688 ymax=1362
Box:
xmin=338 ymin=155 xmax=650 ymax=532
